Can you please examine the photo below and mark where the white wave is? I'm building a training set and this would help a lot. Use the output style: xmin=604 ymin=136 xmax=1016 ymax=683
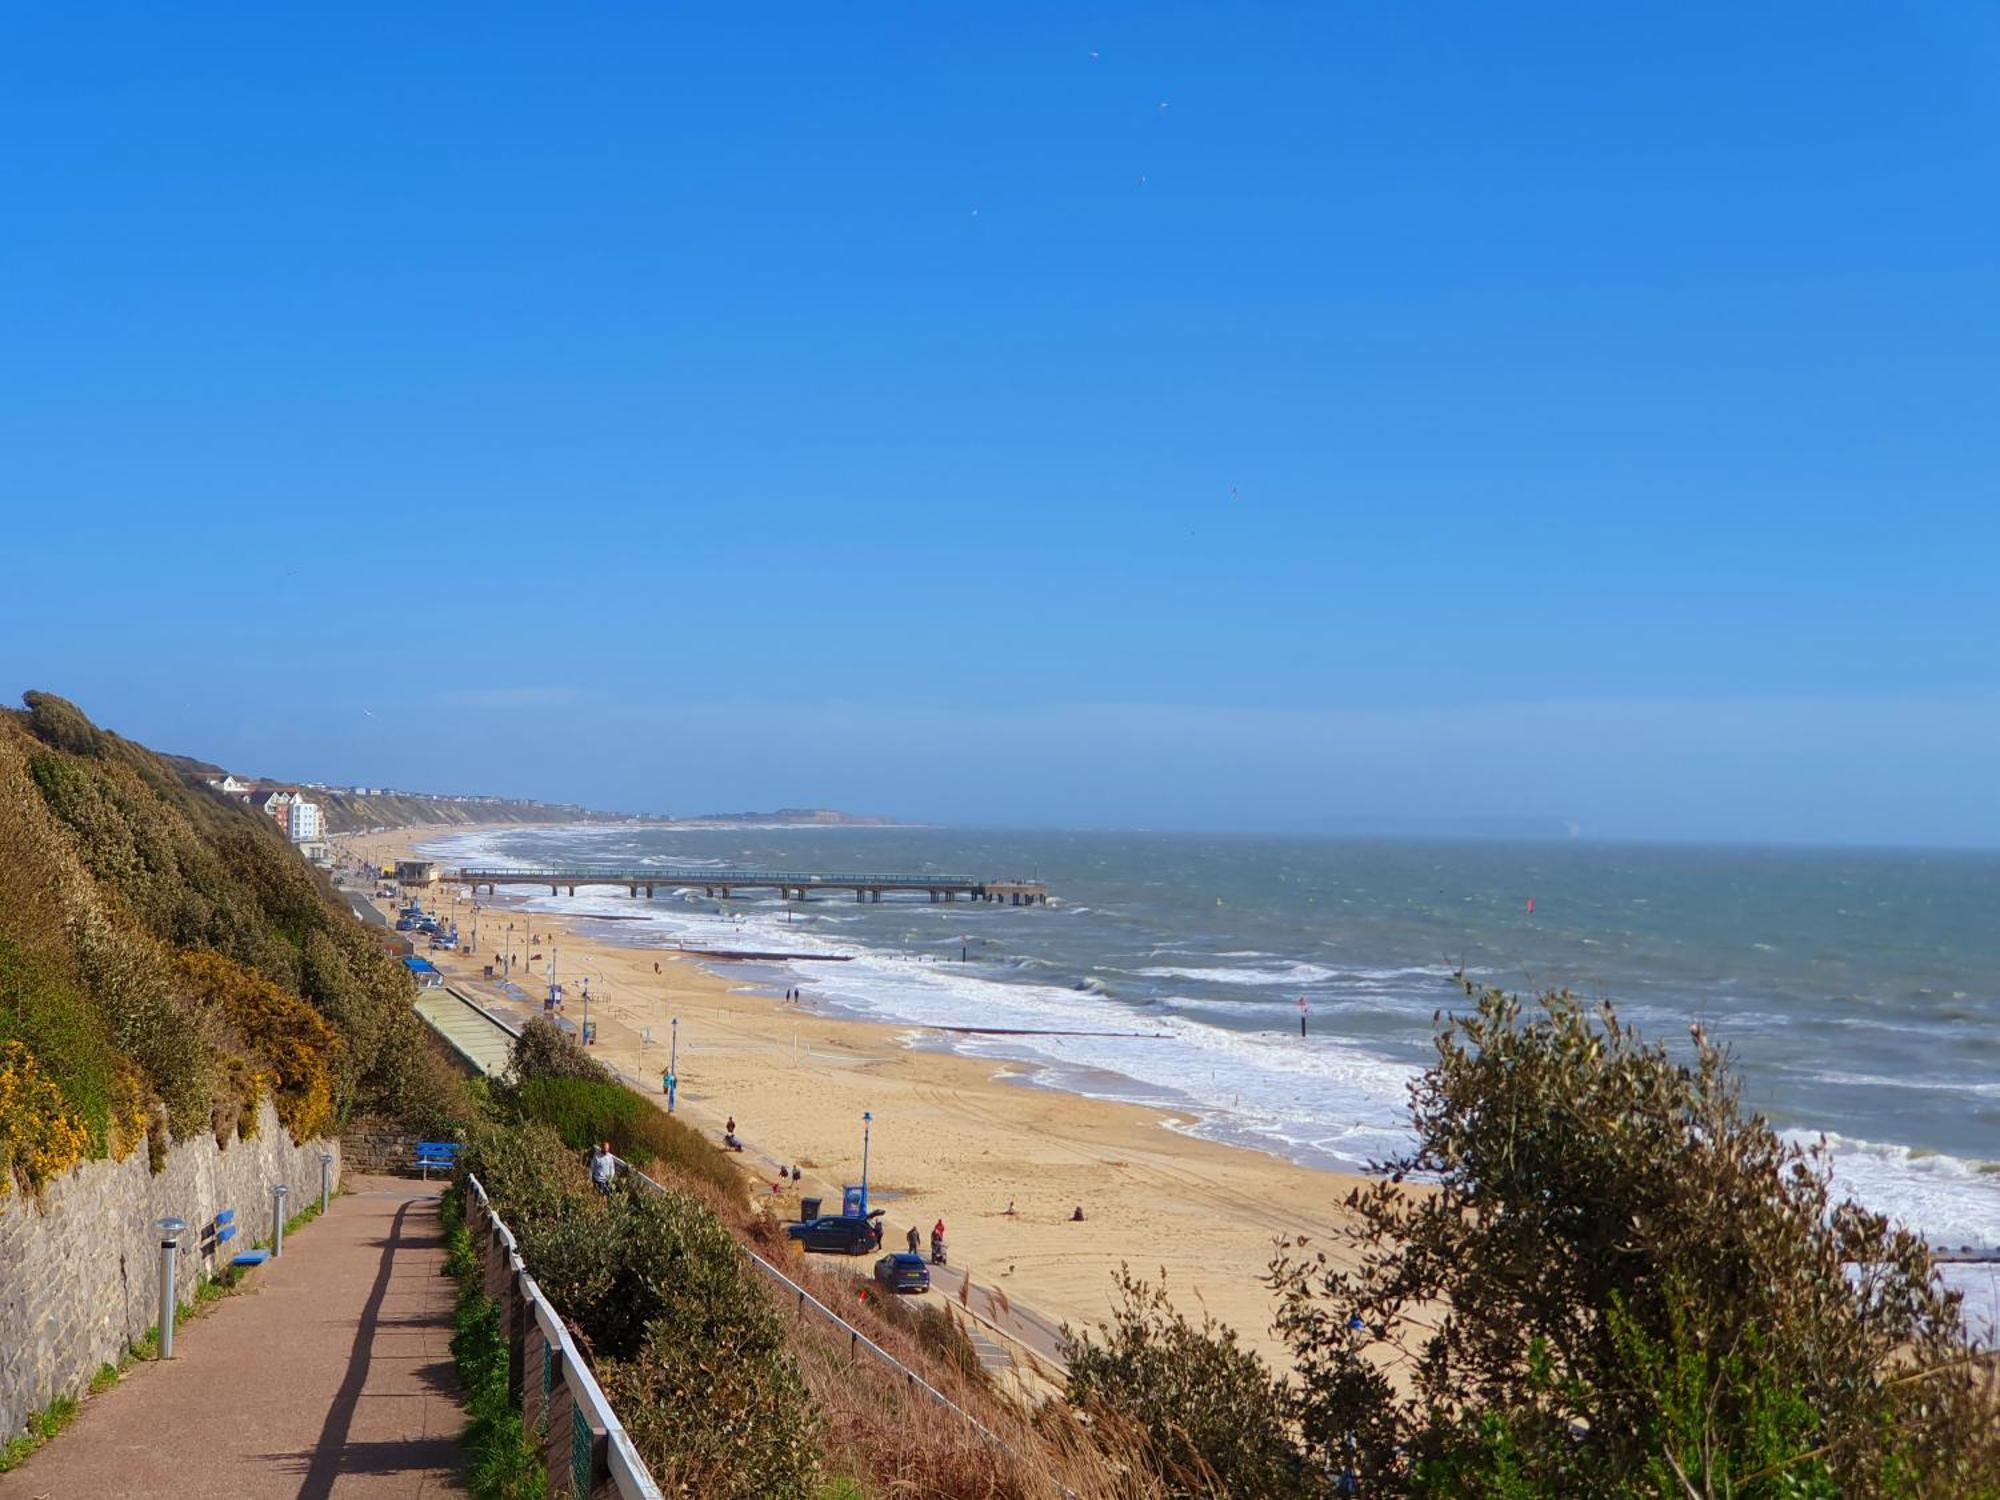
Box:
xmin=439 ymin=826 xmax=2000 ymax=1296
xmin=1783 ymin=1129 xmax=2000 ymax=1330
xmin=1136 ymin=961 xmax=1341 ymax=986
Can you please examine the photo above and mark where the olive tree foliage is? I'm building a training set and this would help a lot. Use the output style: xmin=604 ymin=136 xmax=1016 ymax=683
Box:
xmin=1271 ymin=987 xmax=1999 ymax=1498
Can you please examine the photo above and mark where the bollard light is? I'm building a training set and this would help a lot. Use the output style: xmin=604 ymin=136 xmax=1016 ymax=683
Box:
xmin=319 ymin=1152 xmax=334 ymax=1215
xmin=272 ymin=1183 xmax=290 ymax=1257
xmin=155 ymin=1217 xmax=188 ymax=1359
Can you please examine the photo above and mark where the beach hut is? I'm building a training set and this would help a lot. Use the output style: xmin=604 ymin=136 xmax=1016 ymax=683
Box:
xmin=401 ymin=955 xmax=444 ymax=989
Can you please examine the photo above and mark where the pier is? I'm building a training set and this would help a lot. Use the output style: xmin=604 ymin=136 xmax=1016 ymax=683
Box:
xmin=454 ymin=867 xmax=1051 ymax=904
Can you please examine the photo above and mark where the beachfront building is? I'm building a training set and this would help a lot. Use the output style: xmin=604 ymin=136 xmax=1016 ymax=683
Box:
xmin=259 ymin=790 xmax=295 ymax=829
xmin=288 ymin=798 xmax=324 ymax=843
xmin=395 ymin=859 xmax=439 ymax=889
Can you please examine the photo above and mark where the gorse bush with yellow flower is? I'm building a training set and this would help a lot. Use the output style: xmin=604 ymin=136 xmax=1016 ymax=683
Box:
xmin=0 ymin=1041 xmax=91 ymax=1196
xmin=0 ymin=692 xmax=468 ymax=1195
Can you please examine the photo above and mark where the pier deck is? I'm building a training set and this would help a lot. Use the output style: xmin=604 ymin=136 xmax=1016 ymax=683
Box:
xmin=454 ymin=867 xmax=1050 ymax=904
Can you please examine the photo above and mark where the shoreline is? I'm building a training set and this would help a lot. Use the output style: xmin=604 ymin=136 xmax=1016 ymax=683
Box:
xmin=341 ymin=824 xmax=1375 ymax=1363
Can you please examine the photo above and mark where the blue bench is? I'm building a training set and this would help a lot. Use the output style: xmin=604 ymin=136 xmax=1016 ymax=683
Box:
xmin=212 ymin=1208 xmax=269 ymax=1268
xmin=415 ymin=1140 xmax=459 ymax=1180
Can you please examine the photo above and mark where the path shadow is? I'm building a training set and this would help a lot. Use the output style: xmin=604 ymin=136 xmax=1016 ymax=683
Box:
xmin=294 ymin=1201 xmax=459 ymax=1499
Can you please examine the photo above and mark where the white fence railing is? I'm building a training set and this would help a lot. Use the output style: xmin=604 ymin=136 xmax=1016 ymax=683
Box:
xmin=463 ymin=1173 xmax=663 ymax=1498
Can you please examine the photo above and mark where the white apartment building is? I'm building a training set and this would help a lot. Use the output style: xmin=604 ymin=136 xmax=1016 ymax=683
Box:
xmin=288 ymin=799 xmax=324 ymax=842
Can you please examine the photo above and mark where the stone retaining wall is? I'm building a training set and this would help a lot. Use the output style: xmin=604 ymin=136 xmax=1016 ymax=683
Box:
xmin=338 ymin=1119 xmax=421 ymax=1176
xmin=0 ymin=1099 xmax=338 ymax=1439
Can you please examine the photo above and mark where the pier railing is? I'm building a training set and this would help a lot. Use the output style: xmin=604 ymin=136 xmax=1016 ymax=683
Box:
xmin=455 ymin=867 xmax=982 ymax=886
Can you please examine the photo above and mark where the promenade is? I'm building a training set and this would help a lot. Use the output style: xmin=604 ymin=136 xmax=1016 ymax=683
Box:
xmin=0 ymin=1178 xmax=463 ymax=1499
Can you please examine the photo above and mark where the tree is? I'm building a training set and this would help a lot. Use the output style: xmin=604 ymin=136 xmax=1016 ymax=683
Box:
xmin=1269 ymin=987 xmax=1999 ymax=1497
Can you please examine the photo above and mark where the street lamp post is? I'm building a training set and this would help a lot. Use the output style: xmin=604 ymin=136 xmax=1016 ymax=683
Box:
xmin=155 ymin=1216 xmax=187 ymax=1360
xmin=860 ymin=1111 xmax=873 ymax=1213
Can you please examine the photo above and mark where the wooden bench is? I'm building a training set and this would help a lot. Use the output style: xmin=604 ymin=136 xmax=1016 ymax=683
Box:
xmin=415 ymin=1140 xmax=460 ymax=1180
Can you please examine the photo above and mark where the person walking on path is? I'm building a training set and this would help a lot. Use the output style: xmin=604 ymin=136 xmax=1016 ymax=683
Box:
xmin=590 ymin=1140 xmax=616 ymax=1195
xmin=906 ymin=1224 xmax=921 ymax=1253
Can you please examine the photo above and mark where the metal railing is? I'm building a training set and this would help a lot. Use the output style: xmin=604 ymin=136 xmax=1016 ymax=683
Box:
xmin=463 ymin=1173 xmax=663 ymax=1499
xmin=614 ymin=1158 xmax=1009 ymax=1447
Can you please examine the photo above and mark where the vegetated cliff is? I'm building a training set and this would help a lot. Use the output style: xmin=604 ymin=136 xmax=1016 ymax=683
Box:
xmin=681 ymin=808 xmax=895 ymax=826
xmin=0 ymin=693 xmax=465 ymax=1197
xmin=314 ymin=789 xmax=622 ymax=835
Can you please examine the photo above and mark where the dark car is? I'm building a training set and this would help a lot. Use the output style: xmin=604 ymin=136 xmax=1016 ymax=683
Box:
xmin=786 ymin=1214 xmax=881 ymax=1255
xmin=873 ymin=1252 xmax=930 ymax=1293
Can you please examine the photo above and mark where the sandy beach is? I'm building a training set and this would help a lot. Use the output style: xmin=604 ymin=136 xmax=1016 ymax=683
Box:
xmin=343 ymin=826 xmax=1375 ymax=1366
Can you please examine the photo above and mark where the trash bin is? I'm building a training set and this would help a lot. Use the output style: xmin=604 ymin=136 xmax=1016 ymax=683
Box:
xmin=483 ymin=965 xmax=494 ymax=978
xmin=799 ymin=1196 xmax=821 ymax=1223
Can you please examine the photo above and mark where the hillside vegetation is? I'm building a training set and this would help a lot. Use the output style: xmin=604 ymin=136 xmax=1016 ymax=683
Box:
xmin=0 ymin=693 xmax=465 ymax=1194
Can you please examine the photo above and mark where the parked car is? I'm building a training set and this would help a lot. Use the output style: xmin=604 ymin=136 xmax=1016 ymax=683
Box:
xmin=786 ymin=1214 xmax=882 ymax=1255
xmin=873 ymin=1252 xmax=930 ymax=1293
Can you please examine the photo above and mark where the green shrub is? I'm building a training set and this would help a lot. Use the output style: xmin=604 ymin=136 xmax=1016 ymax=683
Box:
xmin=459 ymin=1119 xmax=591 ymax=1233
xmin=617 ymin=1102 xmax=742 ymax=1198
xmin=459 ymin=1120 xmax=819 ymax=1495
xmin=508 ymin=1066 xmax=739 ymax=1199
xmin=0 ymin=934 xmax=126 ymax=1154
xmin=1063 ymin=1265 xmax=1308 ymax=1498
xmin=505 ymin=1015 xmax=612 ymax=1086
xmin=602 ymin=1271 xmax=821 ymax=1499
xmin=450 ymin=1269 xmax=547 ymax=1499
xmin=513 ymin=1076 xmax=642 ymax=1150
xmin=1268 ymin=987 xmax=2000 ymax=1497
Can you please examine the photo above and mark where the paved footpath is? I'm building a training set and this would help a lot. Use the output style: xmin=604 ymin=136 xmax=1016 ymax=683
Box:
xmin=0 ymin=1176 xmax=464 ymax=1499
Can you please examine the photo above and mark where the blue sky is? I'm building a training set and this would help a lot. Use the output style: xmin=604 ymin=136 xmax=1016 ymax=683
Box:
xmin=2 ymin=3 xmax=1996 ymax=842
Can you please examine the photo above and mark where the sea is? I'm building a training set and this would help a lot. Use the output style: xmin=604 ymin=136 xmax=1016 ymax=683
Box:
xmin=415 ymin=824 xmax=2000 ymax=1324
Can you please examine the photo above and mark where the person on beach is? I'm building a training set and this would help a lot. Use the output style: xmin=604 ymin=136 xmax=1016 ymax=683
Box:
xmin=907 ymin=1224 xmax=921 ymax=1253
xmin=1004 ymin=1199 xmax=1017 ymax=1217
xmin=790 ymin=1165 xmax=801 ymax=1183
xmin=589 ymin=1142 xmax=616 ymax=1196
xmin=1070 ymin=1205 xmax=1085 ymax=1221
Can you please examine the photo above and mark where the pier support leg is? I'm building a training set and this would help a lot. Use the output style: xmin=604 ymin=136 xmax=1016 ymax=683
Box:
xmin=550 ymin=885 xmax=558 ymax=896
xmin=856 ymin=889 xmax=865 ymax=903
